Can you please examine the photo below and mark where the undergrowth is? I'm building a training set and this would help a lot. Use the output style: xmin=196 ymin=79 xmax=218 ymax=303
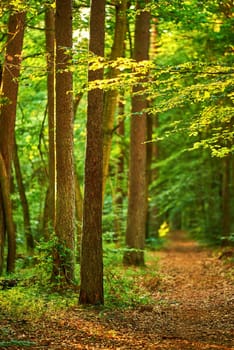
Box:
xmin=0 ymin=244 xmax=161 ymax=321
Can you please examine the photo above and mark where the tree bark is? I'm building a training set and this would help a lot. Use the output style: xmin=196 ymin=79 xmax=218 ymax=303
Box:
xmin=79 ymin=0 xmax=105 ymax=305
xmin=75 ymin=172 xmax=83 ymax=260
xmin=0 ymin=153 xmax=16 ymax=273
xmin=44 ymin=7 xmax=55 ymax=239
xmin=102 ymin=0 xmax=127 ymax=198
xmin=113 ymin=97 xmax=125 ymax=240
xmin=52 ymin=0 xmax=75 ymax=285
xmin=221 ymin=155 xmax=231 ymax=244
xmin=13 ymin=139 xmax=34 ymax=254
xmin=0 ymin=10 xmax=26 ymax=274
xmin=123 ymin=1 xmax=150 ymax=266
xmin=146 ymin=20 xmax=159 ymax=237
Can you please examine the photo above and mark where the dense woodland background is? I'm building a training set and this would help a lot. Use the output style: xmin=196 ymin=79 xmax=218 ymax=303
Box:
xmin=0 ymin=0 xmax=233 ymax=305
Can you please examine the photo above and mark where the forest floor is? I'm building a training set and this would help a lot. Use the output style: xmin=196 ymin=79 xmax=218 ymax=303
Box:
xmin=0 ymin=231 xmax=233 ymax=349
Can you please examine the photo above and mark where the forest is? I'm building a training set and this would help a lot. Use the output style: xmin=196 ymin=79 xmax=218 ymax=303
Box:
xmin=0 ymin=0 xmax=233 ymax=349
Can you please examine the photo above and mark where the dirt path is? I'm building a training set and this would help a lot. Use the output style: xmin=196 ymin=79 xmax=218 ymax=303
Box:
xmin=1 ymin=232 xmax=233 ymax=349
xmin=148 ymin=231 xmax=234 ymax=349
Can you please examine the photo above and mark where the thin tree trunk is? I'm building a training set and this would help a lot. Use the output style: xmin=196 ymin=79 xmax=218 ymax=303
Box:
xmin=221 ymin=115 xmax=233 ymax=244
xmin=145 ymin=114 xmax=152 ymax=239
xmin=113 ymin=97 xmax=125 ymax=240
xmin=0 ymin=11 xmax=26 ymax=174
xmin=0 ymin=153 xmax=16 ymax=273
xmin=222 ymin=155 xmax=231 ymax=243
xmin=147 ymin=20 xmax=159 ymax=237
xmin=44 ymin=7 xmax=55 ymax=238
xmin=0 ymin=48 xmax=3 ymax=274
xmin=150 ymin=115 xmax=160 ymax=235
xmin=102 ymin=0 xmax=127 ymax=198
xmin=79 ymin=0 xmax=105 ymax=305
xmin=75 ymin=172 xmax=83 ymax=259
xmin=123 ymin=1 xmax=150 ymax=266
xmin=13 ymin=139 xmax=34 ymax=254
xmin=0 ymin=199 xmax=4 ymax=274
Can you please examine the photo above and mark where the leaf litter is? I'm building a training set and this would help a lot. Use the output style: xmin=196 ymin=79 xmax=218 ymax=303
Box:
xmin=0 ymin=231 xmax=233 ymax=349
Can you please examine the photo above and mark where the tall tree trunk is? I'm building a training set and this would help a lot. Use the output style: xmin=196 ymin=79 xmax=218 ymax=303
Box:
xmin=79 ymin=0 xmax=105 ymax=305
xmin=123 ymin=1 xmax=150 ymax=266
xmin=0 ymin=154 xmax=16 ymax=273
xmin=150 ymin=115 xmax=160 ymax=235
xmin=145 ymin=114 xmax=152 ymax=239
xmin=221 ymin=114 xmax=233 ymax=244
xmin=0 ymin=61 xmax=3 ymax=275
xmin=0 ymin=200 xmax=4 ymax=274
xmin=221 ymin=155 xmax=231 ymax=243
xmin=146 ymin=20 xmax=159 ymax=237
xmin=52 ymin=0 xmax=75 ymax=285
xmin=13 ymin=139 xmax=34 ymax=254
xmin=102 ymin=0 xmax=127 ymax=198
xmin=75 ymin=172 xmax=83 ymax=260
xmin=113 ymin=97 xmax=125 ymax=240
xmin=44 ymin=7 xmax=55 ymax=239
xmin=0 ymin=10 xmax=26 ymax=273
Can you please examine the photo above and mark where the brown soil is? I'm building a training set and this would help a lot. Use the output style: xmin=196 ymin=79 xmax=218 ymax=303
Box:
xmin=1 ymin=231 xmax=233 ymax=349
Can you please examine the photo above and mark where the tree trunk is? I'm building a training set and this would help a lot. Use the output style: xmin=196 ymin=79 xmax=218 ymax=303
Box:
xmin=0 ymin=42 xmax=3 ymax=274
xmin=52 ymin=0 xmax=75 ymax=285
xmin=145 ymin=19 xmax=158 ymax=238
xmin=13 ymin=139 xmax=34 ymax=254
xmin=123 ymin=1 xmax=150 ymax=266
xmin=44 ymin=7 xmax=55 ymax=239
xmin=75 ymin=172 xmax=83 ymax=260
xmin=0 ymin=199 xmax=4 ymax=274
xmin=79 ymin=0 xmax=105 ymax=305
xmin=221 ymin=155 xmax=231 ymax=244
xmin=221 ymin=114 xmax=233 ymax=244
xmin=150 ymin=115 xmax=160 ymax=236
xmin=102 ymin=0 xmax=127 ymax=198
xmin=0 ymin=154 xmax=16 ymax=273
xmin=113 ymin=97 xmax=125 ymax=240
xmin=0 ymin=10 xmax=26 ymax=274
xmin=145 ymin=114 xmax=152 ymax=239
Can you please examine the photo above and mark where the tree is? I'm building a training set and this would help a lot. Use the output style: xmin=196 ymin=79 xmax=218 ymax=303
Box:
xmin=0 ymin=10 xmax=26 ymax=273
xmin=52 ymin=0 xmax=75 ymax=285
xmin=143 ymin=0 xmax=233 ymax=245
xmin=145 ymin=18 xmax=158 ymax=238
xmin=123 ymin=1 xmax=151 ymax=266
xmin=43 ymin=6 xmax=55 ymax=240
xmin=102 ymin=0 xmax=127 ymax=197
xmin=79 ymin=0 xmax=105 ymax=305
xmin=13 ymin=138 xmax=34 ymax=254
xmin=113 ymin=97 xmax=126 ymax=240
